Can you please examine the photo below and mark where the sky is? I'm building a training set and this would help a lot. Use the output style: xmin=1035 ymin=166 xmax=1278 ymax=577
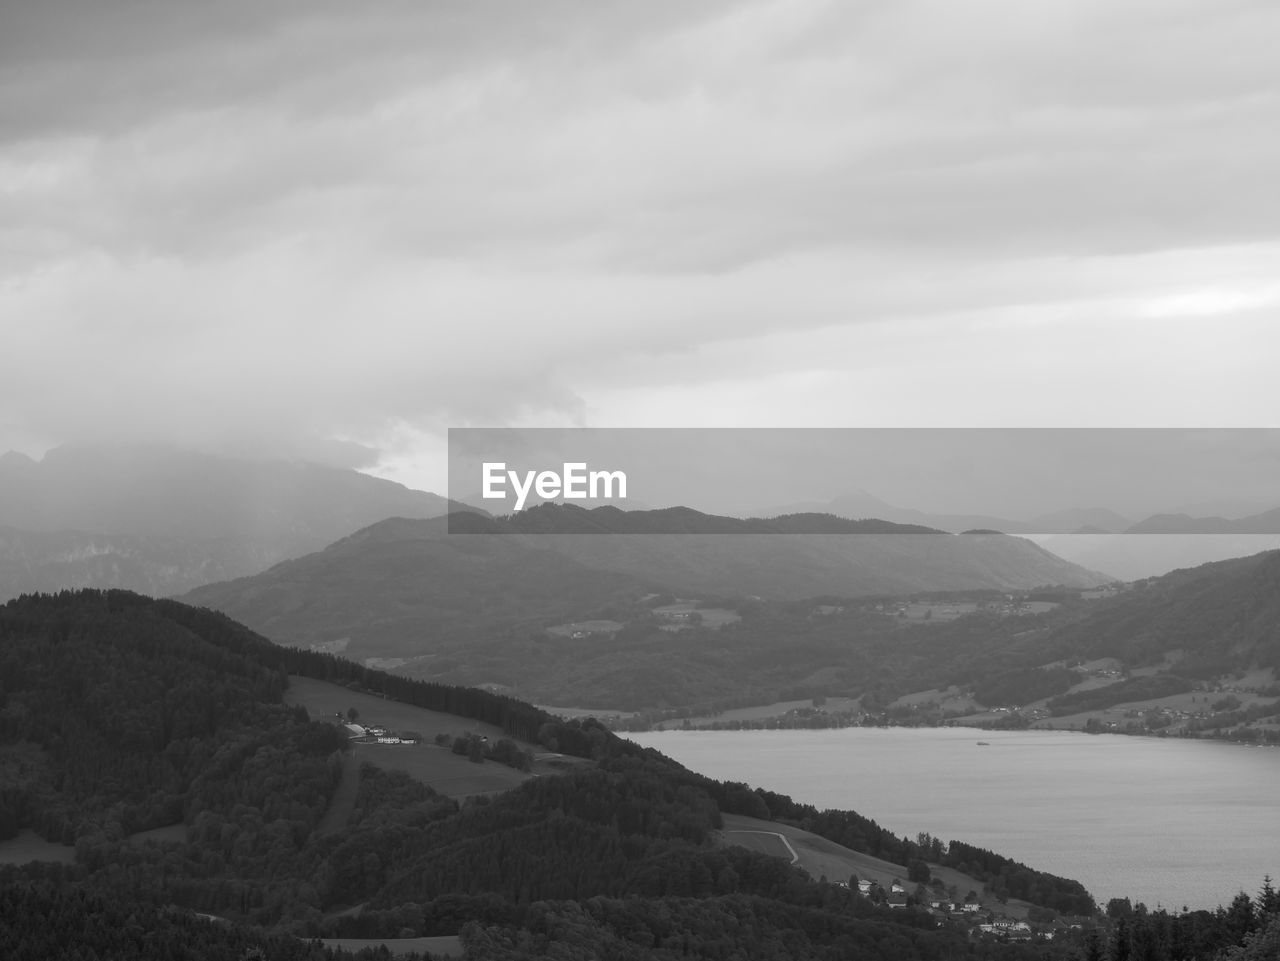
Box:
xmin=3 ymin=0 xmax=1279 ymax=503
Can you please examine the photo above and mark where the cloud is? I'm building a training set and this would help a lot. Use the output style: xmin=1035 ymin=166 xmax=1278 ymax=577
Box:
xmin=2 ymin=0 xmax=1279 ymax=488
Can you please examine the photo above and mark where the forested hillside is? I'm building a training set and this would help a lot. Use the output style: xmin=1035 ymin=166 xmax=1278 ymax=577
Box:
xmin=0 ymin=590 xmax=1273 ymax=960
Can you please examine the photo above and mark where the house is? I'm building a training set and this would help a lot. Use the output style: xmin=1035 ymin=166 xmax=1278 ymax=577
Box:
xmin=857 ymin=879 xmax=873 ymax=895
xmin=887 ymin=895 xmax=909 ymax=909
xmin=890 ymin=880 xmax=906 ymax=895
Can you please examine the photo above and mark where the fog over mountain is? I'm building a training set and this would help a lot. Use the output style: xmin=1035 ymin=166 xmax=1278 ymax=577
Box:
xmin=0 ymin=445 xmax=466 ymax=600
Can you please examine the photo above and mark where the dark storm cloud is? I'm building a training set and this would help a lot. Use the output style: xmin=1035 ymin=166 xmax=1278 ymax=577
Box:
xmin=2 ymin=0 xmax=1278 ymax=489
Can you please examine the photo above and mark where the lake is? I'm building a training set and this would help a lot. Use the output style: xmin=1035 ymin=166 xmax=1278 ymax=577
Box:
xmin=628 ymin=727 xmax=1279 ymax=912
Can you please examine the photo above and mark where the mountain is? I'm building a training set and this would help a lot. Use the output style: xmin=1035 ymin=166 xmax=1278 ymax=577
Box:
xmin=867 ymin=550 xmax=1280 ymax=732
xmin=181 ymin=503 xmax=1110 ymax=679
xmin=184 ymin=514 xmax=649 ymax=659
xmin=1126 ymin=507 xmax=1280 ymax=534
xmin=750 ymin=490 xmax=1040 ymax=534
xmin=753 ymin=493 xmax=1142 ymax=536
xmin=1030 ymin=550 xmax=1280 ymax=677
xmin=462 ymin=504 xmax=944 ymax=535
xmin=0 ymin=444 xmax=471 ymax=599
xmin=466 ymin=503 xmax=1112 ymax=598
xmin=0 ymin=525 xmax=271 ymax=599
xmin=752 ymin=493 xmax=1280 ymax=579
xmin=1029 ymin=505 xmax=1280 ymax=580
xmin=0 ymin=589 xmax=1106 ymax=958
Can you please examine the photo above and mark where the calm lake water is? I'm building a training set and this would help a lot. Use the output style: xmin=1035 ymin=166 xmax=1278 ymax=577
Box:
xmin=629 ymin=727 xmax=1280 ymax=911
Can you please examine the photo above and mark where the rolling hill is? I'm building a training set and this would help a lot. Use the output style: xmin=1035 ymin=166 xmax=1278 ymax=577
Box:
xmin=183 ymin=504 xmax=1110 ymax=666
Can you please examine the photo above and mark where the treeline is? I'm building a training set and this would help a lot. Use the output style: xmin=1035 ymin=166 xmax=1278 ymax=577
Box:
xmin=0 ymin=885 xmax=412 ymax=961
xmin=972 ymin=666 xmax=1078 ymax=708
xmin=1046 ymin=675 xmax=1192 ymax=716
xmin=152 ymin=594 xmax=567 ymax=746
xmin=457 ymin=894 xmax=977 ymax=961
xmin=1091 ymin=881 xmax=1280 ymax=961
xmin=685 ymin=780 xmax=1095 ymax=916
xmin=942 ymin=841 xmax=1094 ymax=915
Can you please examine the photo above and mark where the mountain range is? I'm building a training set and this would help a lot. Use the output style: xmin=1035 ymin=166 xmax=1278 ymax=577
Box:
xmin=753 ymin=490 xmax=1280 ymax=580
xmin=0 ymin=445 xmax=467 ymax=600
xmin=182 ymin=503 xmax=1111 ymax=671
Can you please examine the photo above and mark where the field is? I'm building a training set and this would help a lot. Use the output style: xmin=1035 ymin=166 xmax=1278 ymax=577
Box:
xmin=0 ymin=830 xmax=76 ymax=866
xmin=284 ymin=675 xmax=534 ymax=747
xmin=718 ymin=826 xmax=797 ymax=862
xmin=889 ymin=686 xmax=979 ymax=714
xmin=285 ymin=675 xmax=559 ymax=798
xmin=896 ymin=602 xmax=979 ymax=622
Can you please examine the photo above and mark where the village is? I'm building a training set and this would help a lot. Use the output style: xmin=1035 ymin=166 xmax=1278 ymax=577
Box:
xmin=335 ymin=710 xmax=418 ymax=745
xmin=841 ymin=876 xmax=1079 ymax=943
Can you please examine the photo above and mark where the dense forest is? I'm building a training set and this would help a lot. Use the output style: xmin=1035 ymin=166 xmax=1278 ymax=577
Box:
xmin=0 ymin=590 xmax=1274 ymax=960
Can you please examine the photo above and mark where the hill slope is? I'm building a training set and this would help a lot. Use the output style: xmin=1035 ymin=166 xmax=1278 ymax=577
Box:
xmin=183 ymin=515 xmax=649 ymax=657
xmin=0 ymin=445 xmax=468 ymax=599
xmin=184 ymin=505 xmax=1109 ymax=664
xmin=1 ymin=589 xmax=1108 ymax=959
xmin=867 ymin=551 xmax=1280 ymax=738
xmin=1032 ymin=550 xmax=1280 ymax=677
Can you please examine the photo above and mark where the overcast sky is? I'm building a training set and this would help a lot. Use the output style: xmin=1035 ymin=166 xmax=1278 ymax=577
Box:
xmin=3 ymin=0 xmax=1278 ymax=501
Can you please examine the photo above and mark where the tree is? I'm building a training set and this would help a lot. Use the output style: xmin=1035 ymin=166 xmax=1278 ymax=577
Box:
xmin=1225 ymin=890 xmax=1256 ymax=942
xmin=1107 ymin=897 xmax=1134 ymax=919
xmin=1112 ymin=917 xmax=1130 ymax=961
xmin=1083 ymin=929 xmax=1104 ymax=961
xmin=347 ymin=707 xmax=359 ymax=723
xmin=1258 ymin=875 xmax=1279 ymax=915
xmin=907 ymin=858 xmax=930 ymax=884
xmin=1221 ymin=914 xmax=1280 ymax=961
